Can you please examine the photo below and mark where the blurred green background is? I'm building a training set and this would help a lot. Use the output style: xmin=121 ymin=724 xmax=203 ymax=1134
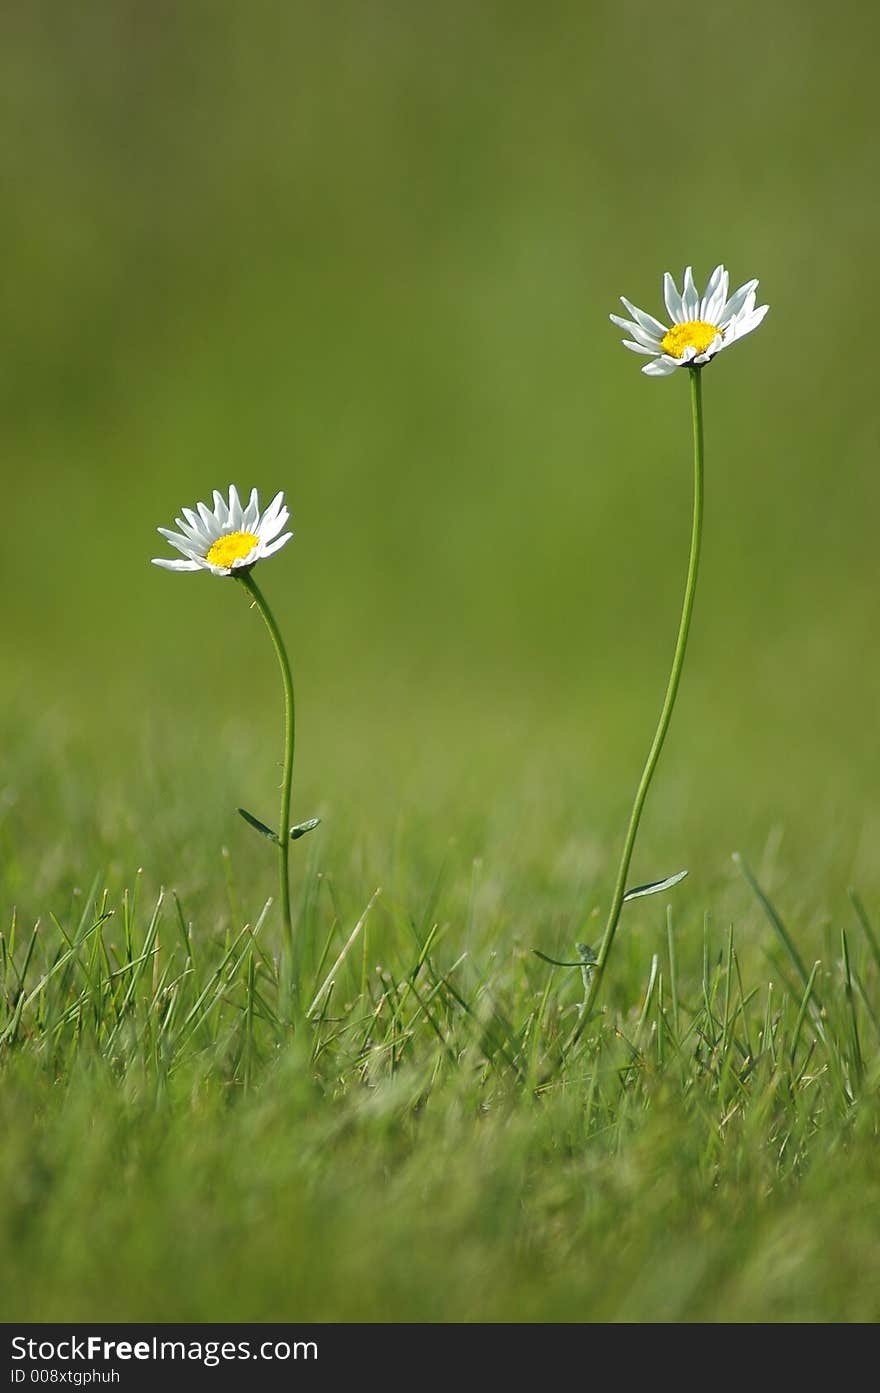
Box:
xmin=3 ymin=0 xmax=879 ymax=934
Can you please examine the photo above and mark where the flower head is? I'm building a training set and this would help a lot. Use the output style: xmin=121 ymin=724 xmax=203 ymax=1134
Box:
xmin=610 ymin=265 xmax=768 ymax=377
xmin=152 ymin=486 xmax=292 ymax=576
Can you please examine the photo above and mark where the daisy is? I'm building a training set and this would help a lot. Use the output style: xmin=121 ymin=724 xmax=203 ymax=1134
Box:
xmin=151 ymin=486 xmax=292 ymax=575
xmin=610 ymin=264 xmax=768 ymax=376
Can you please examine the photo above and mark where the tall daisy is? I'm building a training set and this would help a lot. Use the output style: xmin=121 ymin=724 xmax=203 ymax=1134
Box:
xmin=152 ymin=485 xmax=292 ymax=574
xmin=153 ymin=485 xmax=314 ymax=968
xmin=610 ymin=264 xmax=768 ymax=376
xmin=565 ymin=266 xmax=768 ymax=1054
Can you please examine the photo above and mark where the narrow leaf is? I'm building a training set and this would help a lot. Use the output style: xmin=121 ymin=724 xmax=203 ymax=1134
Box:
xmin=290 ymin=817 xmax=321 ymax=841
xmin=532 ymin=943 xmax=597 ymax=969
xmin=733 ymin=853 xmax=814 ymax=993
xmin=532 ymin=950 xmax=584 ymax=968
xmin=624 ymin=869 xmax=688 ymax=902
xmin=848 ymin=888 xmax=880 ymax=975
xmin=237 ymin=808 xmax=279 ymax=843
xmin=307 ymin=887 xmax=381 ymax=1018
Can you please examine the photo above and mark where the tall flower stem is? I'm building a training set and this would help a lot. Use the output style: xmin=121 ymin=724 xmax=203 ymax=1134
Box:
xmin=236 ymin=570 xmax=296 ymax=962
xmin=565 ymin=365 xmax=705 ymax=1054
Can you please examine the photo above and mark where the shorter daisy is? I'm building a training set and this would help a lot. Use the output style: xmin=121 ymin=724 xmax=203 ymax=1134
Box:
xmin=152 ymin=486 xmax=292 ymax=575
xmin=610 ymin=264 xmax=768 ymax=376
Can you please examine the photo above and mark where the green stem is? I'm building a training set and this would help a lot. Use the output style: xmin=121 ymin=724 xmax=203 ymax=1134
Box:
xmin=237 ymin=570 xmax=296 ymax=961
xmin=565 ymin=365 xmax=705 ymax=1053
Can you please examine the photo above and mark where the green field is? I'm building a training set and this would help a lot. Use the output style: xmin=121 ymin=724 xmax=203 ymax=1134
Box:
xmin=3 ymin=3 xmax=880 ymax=1322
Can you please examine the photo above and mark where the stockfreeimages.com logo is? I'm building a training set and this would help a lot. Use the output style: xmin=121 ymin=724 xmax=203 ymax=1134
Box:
xmin=11 ymin=1336 xmax=317 ymax=1371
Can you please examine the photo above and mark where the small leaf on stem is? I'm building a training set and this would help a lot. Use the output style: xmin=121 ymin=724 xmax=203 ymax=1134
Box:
xmin=532 ymin=943 xmax=597 ymax=969
xmin=623 ymin=869 xmax=688 ymax=902
xmin=290 ymin=817 xmax=321 ymax=841
xmin=237 ymin=808 xmax=280 ymax=844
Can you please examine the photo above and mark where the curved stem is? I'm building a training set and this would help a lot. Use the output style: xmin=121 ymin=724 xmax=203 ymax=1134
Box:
xmin=237 ymin=570 xmax=296 ymax=962
xmin=565 ymin=365 xmax=705 ymax=1054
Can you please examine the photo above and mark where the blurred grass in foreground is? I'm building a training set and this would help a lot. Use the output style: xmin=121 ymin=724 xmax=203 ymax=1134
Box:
xmin=2 ymin=816 xmax=880 ymax=1323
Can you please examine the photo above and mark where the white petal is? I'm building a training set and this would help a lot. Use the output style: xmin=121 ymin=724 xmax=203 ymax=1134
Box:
xmin=703 ymin=269 xmax=729 ymax=325
xmin=197 ymin=500 xmax=223 ymax=540
xmin=642 ymin=356 xmax=680 ymax=377
xmin=610 ymin=312 xmax=642 ymax=334
xmin=682 ymin=266 xmax=699 ymax=319
xmin=623 ymin=340 xmax=657 ymax=355
xmin=612 ymin=316 xmax=662 ymax=350
xmin=256 ymin=500 xmax=283 ymax=539
xmin=719 ymin=279 xmax=758 ymax=325
xmin=260 ymin=531 xmax=293 ymax=557
xmin=707 ymin=268 xmax=729 ymax=320
xmin=726 ymin=303 xmax=769 ymax=344
xmin=259 ymin=490 xmax=285 ymax=528
xmin=212 ymin=490 xmax=230 ymax=527
xmin=737 ymin=289 xmax=757 ymax=321
xmin=157 ymin=527 xmax=203 ymax=558
xmin=228 ymin=486 xmax=243 ymax=531
xmin=699 ymin=265 xmax=723 ymax=318
xmin=627 ymin=324 xmax=664 ymax=351
xmin=243 ymin=488 xmax=260 ymax=531
xmin=151 ymin=557 xmax=202 ymax=571
xmin=179 ymin=508 xmax=210 ymax=545
xmin=619 ymin=296 xmax=667 ymax=338
xmin=258 ymin=507 xmax=290 ymax=542
xmin=663 ymin=272 xmax=684 ymax=322
xmin=175 ymin=516 xmax=204 ymax=545
xmin=157 ymin=525 xmax=191 ymax=546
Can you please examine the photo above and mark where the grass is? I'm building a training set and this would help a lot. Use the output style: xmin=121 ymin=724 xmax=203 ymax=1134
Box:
xmin=3 ymin=715 xmax=880 ymax=1324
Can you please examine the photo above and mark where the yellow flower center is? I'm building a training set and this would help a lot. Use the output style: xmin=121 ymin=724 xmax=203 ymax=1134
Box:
xmin=205 ymin=531 xmax=259 ymax=569
xmin=661 ymin=320 xmax=721 ymax=359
